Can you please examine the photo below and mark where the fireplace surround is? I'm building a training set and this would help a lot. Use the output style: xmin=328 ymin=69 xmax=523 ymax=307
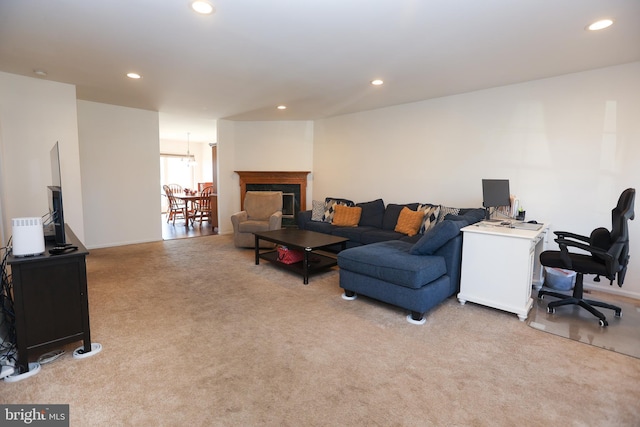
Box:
xmin=235 ymin=171 xmax=310 ymax=226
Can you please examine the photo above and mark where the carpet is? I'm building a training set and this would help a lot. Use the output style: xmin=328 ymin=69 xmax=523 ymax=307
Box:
xmin=3 ymin=235 xmax=640 ymax=425
xmin=527 ymin=288 xmax=640 ymax=359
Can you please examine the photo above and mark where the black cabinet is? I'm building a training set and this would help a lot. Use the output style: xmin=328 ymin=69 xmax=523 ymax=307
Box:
xmin=7 ymin=226 xmax=93 ymax=373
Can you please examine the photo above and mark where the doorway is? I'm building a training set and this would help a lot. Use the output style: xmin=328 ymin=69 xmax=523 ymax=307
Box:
xmin=159 ymin=142 xmax=218 ymax=240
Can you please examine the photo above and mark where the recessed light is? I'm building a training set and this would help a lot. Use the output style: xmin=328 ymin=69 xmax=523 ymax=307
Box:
xmin=371 ymin=79 xmax=384 ymax=86
xmin=33 ymin=69 xmax=48 ymax=77
xmin=191 ymin=1 xmax=215 ymax=15
xmin=277 ymin=105 xmax=287 ymax=110
xmin=587 ymin=19 xmax=614 ymax=31
xmin=126 ymin=72 xmax=142 ymax=79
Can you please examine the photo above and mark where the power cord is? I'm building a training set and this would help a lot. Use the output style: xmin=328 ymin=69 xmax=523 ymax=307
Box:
xmin=37 ymin=349 xmax=65 ymax=365
xmin=1 ymin=238 xmax=18 ymax=375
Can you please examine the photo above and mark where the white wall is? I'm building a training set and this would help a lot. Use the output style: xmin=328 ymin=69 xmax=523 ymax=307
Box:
xmin=0 ymin=72 xmax=85 ymax=243
xmin=216 ymin=120 xmax=314 ymax=234
xmin=77 ymin=100 xmax=161 ymax=247
xmin=2 ymin=63 xmax=638 ymax=298
xmin=313 ymin=62 xmax=640 ymax=298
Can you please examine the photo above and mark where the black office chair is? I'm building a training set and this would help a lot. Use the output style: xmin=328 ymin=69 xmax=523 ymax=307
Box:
xmin=538 ymin=188 xmax=635 ymax=327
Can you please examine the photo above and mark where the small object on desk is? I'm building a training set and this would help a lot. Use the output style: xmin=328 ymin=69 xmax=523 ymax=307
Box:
xmin=527 ymin=220 xmax=538 ymax=224
xmin=49 ymin=245 xmax=78 ymax=255
xmin=511 ymin=222 xmax=542 ymax=231
xmin=500 ymin=221 xmax=511 ymax=226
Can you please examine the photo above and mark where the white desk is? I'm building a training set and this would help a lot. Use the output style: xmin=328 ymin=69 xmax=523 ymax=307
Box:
xmin=457 ymin=221 xmax=550 ymax=321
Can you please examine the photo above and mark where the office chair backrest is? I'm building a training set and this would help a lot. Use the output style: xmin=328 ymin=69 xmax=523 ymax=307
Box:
xmin=610 ymin=188 xmax=635 ymax=285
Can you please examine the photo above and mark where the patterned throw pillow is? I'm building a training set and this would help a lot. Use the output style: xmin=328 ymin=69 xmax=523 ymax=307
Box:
xmin=322 ymin=198 xmax=354 ymax=223
xmin=311 ymin=200 xmax=325 ymax=221
xmin=331 ymin=205 xmax=362 ymax=227
xmin=394 ymin=207 xmax=425 ymax=237
xmin=418 ymin=203 xmax=441 ymax=233
xmin=437 ymin=206 xmax=460 ymax=223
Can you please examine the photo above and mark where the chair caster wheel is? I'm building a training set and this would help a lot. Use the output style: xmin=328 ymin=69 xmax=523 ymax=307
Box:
xmin=615 ymin=310 xmax=622 ymax=318
xmin=599 ymin=319 xmax=608 ymax=327
xmin=547 ymin=306 xmax=555 ymax=314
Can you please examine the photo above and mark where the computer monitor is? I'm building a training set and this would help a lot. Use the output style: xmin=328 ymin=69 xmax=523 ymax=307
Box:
xmin=482 ymin=179 xmax=510 ymax=220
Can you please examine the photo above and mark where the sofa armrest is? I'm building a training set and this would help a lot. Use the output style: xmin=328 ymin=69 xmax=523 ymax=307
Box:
xmin=434 ymin=235 xmax=463 ymax=294
xmin=269 ymin=211 xmax=283 ymax=229
xmin=297 ymin=210 xmax=313 ymax=229
xmin=230 ymin=211 xmax=248 ymax=231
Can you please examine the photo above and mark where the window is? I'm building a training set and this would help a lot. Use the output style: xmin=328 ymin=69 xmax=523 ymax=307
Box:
xmin=160 ymin=154 xmax=196 ymax=212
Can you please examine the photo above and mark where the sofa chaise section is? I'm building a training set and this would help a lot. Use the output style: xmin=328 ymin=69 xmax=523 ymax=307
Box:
xmin=338 ymin=217 xmax=479 ymax=324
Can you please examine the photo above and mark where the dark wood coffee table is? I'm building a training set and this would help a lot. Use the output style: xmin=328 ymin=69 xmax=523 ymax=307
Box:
xmin=254 ymin=229 xmax=348 ymax=284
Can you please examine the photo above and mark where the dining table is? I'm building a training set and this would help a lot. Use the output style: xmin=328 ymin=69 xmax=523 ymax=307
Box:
xmin=172 ymin=192 xmax=217 ymax=227
xmin=170 ymin=192 xmax=203 ymax=227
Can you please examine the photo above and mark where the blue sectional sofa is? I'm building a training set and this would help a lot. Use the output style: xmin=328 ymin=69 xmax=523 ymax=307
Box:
xmin=297 ymin=197 xmax=484 ymax=323
xmin=297 ymin=198 xmax=455 ymax=248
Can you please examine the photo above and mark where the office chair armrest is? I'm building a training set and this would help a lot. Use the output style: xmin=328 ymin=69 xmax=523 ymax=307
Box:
xmin=555 ymin=238 xmax=619 ymax=280
xmin=553 ymin=231 xmax=590 ymax=243
xmin=555 ymin=238 xmax=611 ymax=259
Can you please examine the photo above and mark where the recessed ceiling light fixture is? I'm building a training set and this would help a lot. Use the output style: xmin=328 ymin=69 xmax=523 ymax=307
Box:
xmin=191 ymin=1 xmax=215 ymax=15
xmin=587 ymin=18 xmax=614 ymax=31
xmin=126 ymin=72 xmax=142 ymax=79
xmin=33 ymin=69 xmax=48 ymax=77
xmin=277 ymin=105 xmax=287 ymax=110
xmin=371 ymin=79 xmax=384 ymax=86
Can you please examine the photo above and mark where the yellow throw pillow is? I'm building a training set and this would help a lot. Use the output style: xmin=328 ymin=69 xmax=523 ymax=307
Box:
xmin=331 ymin=205 xmax=362 ymax=227
xmin=395 ymin=207 xmax=425 ymax=236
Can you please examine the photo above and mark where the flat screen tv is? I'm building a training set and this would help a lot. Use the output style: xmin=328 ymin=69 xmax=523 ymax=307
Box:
xmin=482 ymin=179 xmax=510 ymax=220
xmin=47 ymin=142 xmax=66 ymax=246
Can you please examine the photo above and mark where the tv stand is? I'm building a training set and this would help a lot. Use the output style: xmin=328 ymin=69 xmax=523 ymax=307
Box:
xmin=7 ymin=226 xmax=98 ymax=378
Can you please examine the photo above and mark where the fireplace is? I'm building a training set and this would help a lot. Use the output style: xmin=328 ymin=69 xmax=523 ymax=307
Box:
xmin=236 ymin=171 xmax=310 ymax=227
xmin=282 ymin=193 xmax=295 ymax=219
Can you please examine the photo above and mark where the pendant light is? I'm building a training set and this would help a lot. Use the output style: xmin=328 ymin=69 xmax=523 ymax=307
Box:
xmin=184 ymin=132 xmax=197 ymax=167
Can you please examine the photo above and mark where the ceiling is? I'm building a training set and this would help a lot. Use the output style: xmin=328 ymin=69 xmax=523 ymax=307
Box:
xmin=1 ymin=0 xmax=639 ymax=142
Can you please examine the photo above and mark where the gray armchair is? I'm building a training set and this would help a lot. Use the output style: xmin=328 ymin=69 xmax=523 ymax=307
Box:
xmin=231 ymin=191 xmax=283 ymax=248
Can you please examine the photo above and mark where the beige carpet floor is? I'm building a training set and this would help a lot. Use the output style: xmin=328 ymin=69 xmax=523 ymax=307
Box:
xmin=2 ymin=234 xmax=640 ymax=426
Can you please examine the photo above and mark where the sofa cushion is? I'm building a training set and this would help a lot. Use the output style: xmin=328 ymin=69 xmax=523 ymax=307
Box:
xmin=302 ymin=220 xmax=336 ymax=234
xmin=445 ymin=208 xmax=485 ymax=224
xmin=311 ymin=200 xmax=325 ymax=221
xmin=332 ymin=205 xmax=362 ymax=227
xmin=356 ymin=199 xmax=385 ymax=228
xmin=382 ymin=203 xmax=419 ymax=230
xmin=322 ymin=197 xmax=355 ymax=223
xmin=360 ymin=229 xmax=408 ymax=245
xmin=410 ymin=220 xmax=467 ymax=255
xmin=394 ymin=207 xmax=425 ymax=236
xmin=338 ymin=240 xmax=447 ymax=289
xmin=238 ymin=220 xmax=275 ymax=233
xmin=332 ymin=226 xmax=377 ymax=242
xmin=459 ymin=207 xmax=486 ymax=219
xmin=244 ymin=191 xmax=283 ymax=220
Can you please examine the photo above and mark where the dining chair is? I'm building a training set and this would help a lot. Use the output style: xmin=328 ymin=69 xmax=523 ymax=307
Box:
xmin=163 ymin=184 xmax=190 ymax=225
xmin=193 ymin=186 xmax=216 ymax=227
xmin=198 ymin=182 xmax=214 ymax=192
xmin=167 ymin=183 xmax=183 ymax=194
